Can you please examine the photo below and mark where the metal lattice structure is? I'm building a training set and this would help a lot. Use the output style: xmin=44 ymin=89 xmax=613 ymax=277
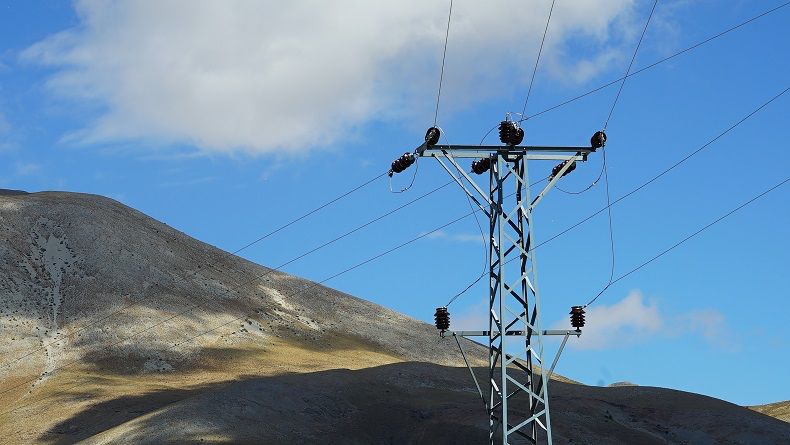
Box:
xmin=412 ymin=132 xmax=595 ymax=445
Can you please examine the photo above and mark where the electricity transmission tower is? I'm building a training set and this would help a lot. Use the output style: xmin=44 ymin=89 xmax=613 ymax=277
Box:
xmin=391 ymin=123 xmax=599 ymax=444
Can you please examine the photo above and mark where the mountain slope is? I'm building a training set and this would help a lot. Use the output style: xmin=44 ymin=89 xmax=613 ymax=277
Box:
xmin=750 ymin=401 xmax=790 ymax=423
xmin=1 ymin=190 xmax=788 ymax=444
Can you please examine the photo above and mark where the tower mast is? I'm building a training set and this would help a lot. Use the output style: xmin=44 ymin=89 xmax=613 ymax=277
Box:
xmin=394 ymin=124 xmax=600 ymax=444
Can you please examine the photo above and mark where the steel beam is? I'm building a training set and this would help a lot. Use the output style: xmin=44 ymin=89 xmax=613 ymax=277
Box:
xmin=425 ymin=141 xmax=588 ymax=445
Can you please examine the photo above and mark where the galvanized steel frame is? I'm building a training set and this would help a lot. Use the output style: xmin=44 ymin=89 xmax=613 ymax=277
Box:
xmin=420 ymin=142 xmax=589 ymax=445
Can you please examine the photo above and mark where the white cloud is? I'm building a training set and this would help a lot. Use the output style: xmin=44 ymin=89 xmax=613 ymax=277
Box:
xmin=549 ymin=290 xmax=735 ymax=351
xmin=22 ymin=0 xmax=637 ymax=155
xmin=451 ymin=298 xmax=489 ymax=331
xmin=447 ymin=288 xmax=733 ymax=353
xmin=560 ymin=290 xmax=662 ymax=350
xmin=672 ymin=307 xmax=737 ymax=351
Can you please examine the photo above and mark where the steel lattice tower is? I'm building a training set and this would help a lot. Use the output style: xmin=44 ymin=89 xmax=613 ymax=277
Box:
xmin=401 ymin=125 xmax=598 ymax=444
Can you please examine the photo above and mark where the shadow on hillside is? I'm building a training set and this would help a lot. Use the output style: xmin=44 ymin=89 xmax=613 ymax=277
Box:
xmin=39 ymin=380 xmax=238 ymax=445
xmin=78 ymin=346 xmax=271 ymax=375
xmin=40 ymin=362 xmax=790 ymax=445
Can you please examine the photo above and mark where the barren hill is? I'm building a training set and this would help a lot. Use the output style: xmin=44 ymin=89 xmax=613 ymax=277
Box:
xmin=1 ymin=190 xmax=788 ymax=444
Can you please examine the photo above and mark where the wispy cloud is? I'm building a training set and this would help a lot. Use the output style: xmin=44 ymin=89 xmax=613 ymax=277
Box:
xmin=423 ymin=229 xmax=486 ymax=244
xmin=550 ymin=290 xmax=736 ymax=351
xmin=158 ymin=176 xmax=216 ymax=188
xmin=15 ymin=161 xmax=42 ymax=176
xmin=0 ymin=110 xmax=13 ymax=152
xmin=0 ymin=110 xmax=9 ymax=134
xmin=442 ymin=288 xmax=734 ymax=354
xmin=559 ymin=290 xmax=662 ymax=350
xmin=672 ymin=308 xmax=737 ymax=351
xmin=22 ymin=0 xmax=637 ymax=155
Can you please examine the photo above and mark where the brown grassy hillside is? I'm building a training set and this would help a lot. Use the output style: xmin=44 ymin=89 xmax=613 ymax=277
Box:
xmin=1 ymin=190 xmax=788 ymax=444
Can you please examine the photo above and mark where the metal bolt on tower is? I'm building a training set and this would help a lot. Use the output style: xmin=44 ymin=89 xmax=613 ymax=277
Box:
xmin=392 ymin=123 xmax=601 ymax=444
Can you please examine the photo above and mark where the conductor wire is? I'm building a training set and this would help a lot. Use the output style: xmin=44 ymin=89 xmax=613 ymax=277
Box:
xmin=520 ymin=0 xmax=557 ymax=120
xmin=584 ymin=177 xmax=789 ymax=307
xmin=434 ymin=0 xmax=454 ymax=127
xmin=389 ymin=157 xmax=419 ymax=193
xmin=604 ymin=0 xmax=659 ymax=132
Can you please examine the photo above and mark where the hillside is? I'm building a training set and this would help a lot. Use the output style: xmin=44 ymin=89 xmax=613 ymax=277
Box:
xmin=750 ymin=401 xmax=790 ymax=423
xmin=1 ymin=190 xmax=788 ymax=444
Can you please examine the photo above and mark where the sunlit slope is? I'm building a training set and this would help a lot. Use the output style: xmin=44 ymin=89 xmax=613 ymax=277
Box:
xmin=0 ymin=190 xmax=485 ymax=444
xmin=1 ymin=190 xmax=787 ymax=444
xmin=750 ymin=400 xmax=790 ymax=423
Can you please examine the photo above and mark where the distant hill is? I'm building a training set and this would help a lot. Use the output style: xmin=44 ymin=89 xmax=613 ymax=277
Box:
xmin=750 ymin=401 xmax=790 ymax=423
xmin=1 ymin=190 xmax=788 ymax=444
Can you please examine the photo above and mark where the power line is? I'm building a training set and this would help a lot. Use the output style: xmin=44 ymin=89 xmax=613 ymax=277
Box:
xmin=433 ymin=0 xmax=454 ymax=127
xmin=448 ymin=174 xmax=789 ymax=309
xmin=444 ymin=176 xmax=549 ymax=307
xmin=603 ymin=0 xmax=659 ymax=132
xmin=3 ymin=2 xmax=788 ymax=416
xmin=0 ymin=200 xmax=474 ymax=412
xmin=599 ymin=146 xmax=616 ymax=293
xmin=520 ymin=0 xmax=557 ymax=119
xmin=584 ymin=177 xmax=789 ymax=307
xmin=231 ymin=170 xmax=388 ymax=255
xmin=526 ymin=2 xmax=789 ymax=121
xmin=3 ymin=81 xmax=785 ymax=408
xmin=536 ymin=84 xmax=789 ymax=254
xmin=446 ymin=84 xmax=789 ymax=305
xmin=0 ymin=170 xmax=388 ymax=370
xmin=559 ymin=0 xmax=658 ymax=304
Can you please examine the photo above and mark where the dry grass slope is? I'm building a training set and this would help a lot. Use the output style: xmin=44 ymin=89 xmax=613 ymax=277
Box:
xmin=749 ymin=401 xmax=790 ymax=423
xmin=1 ymin=190 xmax=788 ymax=444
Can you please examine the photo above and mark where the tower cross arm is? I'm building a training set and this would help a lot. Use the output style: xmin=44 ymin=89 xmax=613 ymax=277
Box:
xmin=417 ymin=144 xmax=595 ymax=160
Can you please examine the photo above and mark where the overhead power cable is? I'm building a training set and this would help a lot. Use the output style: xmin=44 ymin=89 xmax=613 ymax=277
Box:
xmin=584 ymin=177 xmax=789 ymax=307
xmin=4 ymin=3 xmax=788 ymax=412
xmin=526 ymin=2 xmax=789 ymax=121
xmin=440 ymin=127 xmax=490 ymax=302
xmin=445 ymin=84 xmax=790 ymax=306
xmin=433 ymin=0 xmax=454 ymax=127
xmin=0 ymin=169 xmax=392 ymax=370
xmin=444 ymin=175 xmax=550 ymax=307
xmin=591 ymin=0 xmax=658 ymax=309
xmin=603 ymin=0 xmax=659 ymax=132
xmin=537 ymin=84 xmax=789 ymax=254
xmin=232 ymin=170 xmax=388 ymax=255
xmin=520 ymin=0 xmax=557 ymax=119
xmin=0 ymin=200 xmax=474 ymax=412
xmin=3 ymin=83 xmax=786 ymax=408
xmin=9 ymin=174 xmax=785 ymax=418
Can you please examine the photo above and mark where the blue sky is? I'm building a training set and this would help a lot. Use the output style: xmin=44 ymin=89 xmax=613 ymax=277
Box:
xmin=1 ymin=1 xmax=788 ymax=406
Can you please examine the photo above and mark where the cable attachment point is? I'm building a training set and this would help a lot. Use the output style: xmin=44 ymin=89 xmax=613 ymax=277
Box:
xmin=570 ymin=306 xmax=585 ymax=330
xmin=471 ymin=158 xmax=491 ymax=175
xmin=550 ymin=160 xmax=576 ymax=180
xmin=498 ymin=120 xmax=524 ymax=145
xmin=591 ymin=131 xmax=607 ymax=149
xmin=425 ymin=127 xmax=441 ymax=145
xmin=389 ymin=152 xmax=416 ymax=177
xmin=434 ymin=307 xmax=451 ymax=332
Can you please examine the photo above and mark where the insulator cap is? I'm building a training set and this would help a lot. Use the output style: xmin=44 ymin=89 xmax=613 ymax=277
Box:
xmin=551 ymin=160 xmax=576 ymax=179
xmin=425 ymin=127 xmax=441 ymax=145
xmin=513 ymin=127 xmax=525 ymax=145
xmin=471 ymin=158 xmax=491 ymax=175
xmin=591 ymin=131 xmax=607 ymax=148
xmin=434 ymin=307 xmax=450 ymax=331
xmin=498 ymin=121 xmax=524 ymax=145
xmin=390 ymin=152 xmax=416 ymax=174
xmin=570 ymin=306 xmax=585 ymax=329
